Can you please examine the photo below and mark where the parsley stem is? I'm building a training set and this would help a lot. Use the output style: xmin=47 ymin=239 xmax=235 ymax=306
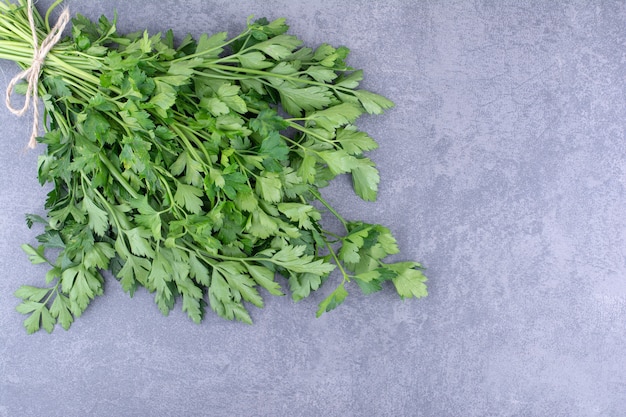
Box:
xmin=171 ymin=122 xmax=214 ymax=166
xmin=170 ymin=29 xmax=252 ymax=64
xmin=47 ymin=54 xmax=104 ymax=87
xmin=44 ymin=0 xmax=64 ymax=32
xmin=98 ymin=153 xmax=140 ymax=199
xmin=321 ymin=236 xmax=350 ymax=283
xmin=202 ymin=63 xmax=356 ymax=95
xmin=321 ymin=229 xmax=343 ymax=240
xmin=309 ymin=188 xmax=348 ymax=232
xmin=42 ymin=283 xmax=60 ymax=306
xmin=285 ymin=120 xmax=339 ymax=148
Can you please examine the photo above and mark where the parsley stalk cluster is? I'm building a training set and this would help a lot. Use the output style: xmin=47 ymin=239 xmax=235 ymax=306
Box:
xmin=1 ymin=0 xmax=427 ymax=333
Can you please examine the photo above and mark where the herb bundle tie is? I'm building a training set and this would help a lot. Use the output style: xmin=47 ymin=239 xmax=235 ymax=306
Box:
xmin=4 ymin=0 xmax=69 ymax=148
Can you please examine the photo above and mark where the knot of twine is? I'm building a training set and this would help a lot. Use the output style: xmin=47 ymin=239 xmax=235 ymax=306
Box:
xmin=5 ymin=0 xmax=69 ymax=148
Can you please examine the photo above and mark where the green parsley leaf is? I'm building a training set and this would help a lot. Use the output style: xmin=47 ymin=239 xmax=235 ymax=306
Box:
xmin=289 ymin=272 xmax=325 ymax=302
xmin=237 ymin=51 xmax=274 ymax=69
xmin=246 ymin=264 xmax=283 ymax=296
xmin=21 ymin=244 xmax=48 ymax=265
xmin=195 ymin=31 xmax=227 ymax=56
xmin=117 ymin=253 xmax=151 ymax=295
xmin=389 ymin=262 xmax=428 ymax=299
xmin=351 ymin=157 xmax=380 ymax=201
xmin=14 ymin=286 xmax=50 ymax=302
xmin=255 ymin=172 xmax=283 ymax=203
xmin=276 ymin=85 xmax=333 ymax=116
xmin=251 ymin=34 xmax=302 ymax=60
xmin=174 ymin=183 xmax=205 ymax=214
xmin=316 ymin=283 xmax=348 ymax=317
xmin=352 ymin=90 xmax=395 ymax=114
xmin=82 ymin=196 xmax=109 ymax=237
xmin=306 ymin=103 xmax=363 ymax=132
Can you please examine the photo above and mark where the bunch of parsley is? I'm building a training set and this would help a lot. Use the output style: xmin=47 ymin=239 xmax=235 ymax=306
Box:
xmin=0 ymin=0 xmax=427 ymax=333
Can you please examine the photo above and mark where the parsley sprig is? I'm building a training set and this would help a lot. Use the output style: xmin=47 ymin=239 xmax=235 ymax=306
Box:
xmin=1 ymin=0 xmax=427 ymax=333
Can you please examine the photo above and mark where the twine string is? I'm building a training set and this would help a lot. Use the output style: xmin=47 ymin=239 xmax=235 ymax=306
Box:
xmin=5 ymin=0 xmax=69 ymax=148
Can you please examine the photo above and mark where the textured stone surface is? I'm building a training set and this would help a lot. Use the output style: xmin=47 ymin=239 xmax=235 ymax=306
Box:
xmin=1 ymin=1 xmax=625 ymax=416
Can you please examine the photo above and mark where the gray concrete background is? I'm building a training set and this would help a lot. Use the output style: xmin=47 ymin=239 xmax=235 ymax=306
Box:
xmin=1 ymin=1 xmax=625 ymax=416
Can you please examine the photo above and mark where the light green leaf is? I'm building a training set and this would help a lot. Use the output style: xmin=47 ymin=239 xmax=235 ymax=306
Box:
xmin=255 ymin=173 xmax=283 ymax=203
xmin=271 ymin=246 xmax=335 ymax=275
xmin=21 ymin=244 xmax=48 ymax=265
xmin=352 ymin=90 xmax=394 ymax=114
xmin=306 ymin=103 xmax=363 ymax=132
xmin=259 ymin=132 xmax=289 ymax=163
xmin=316 ymin=283 xmax=348 ymax=317
xmin=68 ymin=267 xmax=101 ymax=315
xmin=217 ymin=84 xmax=247 ymax=113
xmin=277 ymin=202 xmax=321 ymax=230
xmin=131 ymin=198 xmax=163 ymax=241
xmin=251 ymin=34 xmax=302 ymax=60
xmin=175 ymin=183 xmax=205 ymax=214
xmin=208 ymin=269 xmax=253 ymax=324
xmin=335 ymin=70 xmax=363 ymax=88
xmin=196 ymin=31 xmax=227 ymax=56
xmin=319 ymin=150 xmax=358 ymax=175
xmin=83 ymin=196 xmax=109 ymax=237
xmin=353 ymin=276 xmax=383 ymax=295
xmin=247 ymin=265 xmax=283 ymax=296
xmin=16 ymin=300 xmax=43 ymax=315
xmin=237 ymin=52 xmax=274 ymax=69
xmin=351 ymin=158 xmax=380 ymax=201
xmin=117 ymin=254 xmax=151 ymax=295
xmin=125 ymin=227 xmax=155 ymax=258
xmin=23 ymin=306 xmax=43 ymax=334
xmin=247 ymin=209 xmax=279 ymax=239
xmin=224 ymin=272 xmax=263 ymax=308
xmin=270 ymin=62 xmax=299 ymax=76
xmin=272 ymin=245 xmax=305 ymax=263
xmin=178 ymin=280 xmax=204 ymax=323
xmin=288 ymin=272 xmax=324 ymax=302
xmin=148 ymin=253 xmax=174 ymax=312
xmin=149 ymin=80 xmax=177 ymax=112
xmin=338 ymin=226 xmax=370 ymax=265
xmin=167 ymin=57 xmax=203 ymax=76
xmin=50 ymin=294 xmax=73 ymax=330
xmin=312 ymin=43 xmax=336 ymax=63
xmin=40 ymin=307 xmax=55 ymax=333
xmin=336 ymin=126 xmax=379 ymax=155
xmin=60 ymin=266 xmax=79 ymax=294
xmin=374 ymin=225 xmax=400 ymax=256
xmin=14 ymin=285 xmax=50 ymax=302
xmin=276 ymin=85 xmax=333 ymax=117
xmin=204 ymin=97 xmax=230 ymax=116
xmin=389 ymin=262 xmax=428 ymax=299
xmin=305 ymin=65 xmax=338 ymax=83
xmin=83 ymin=242 xmax=115 ymax=270
xmin=296 ymin=151 xmax=317 ymax=184
xmin=189 ymin=253 xmax=210 ymax=286
xmin=171 ymin=151 xmax=204 ymax=186
xmin=234 ymin=189 xmax=259 ymax=212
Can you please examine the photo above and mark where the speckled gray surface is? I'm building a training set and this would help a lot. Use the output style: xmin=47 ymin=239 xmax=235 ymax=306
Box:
xmin=1 ymin=1 xmax=625 ymax=416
